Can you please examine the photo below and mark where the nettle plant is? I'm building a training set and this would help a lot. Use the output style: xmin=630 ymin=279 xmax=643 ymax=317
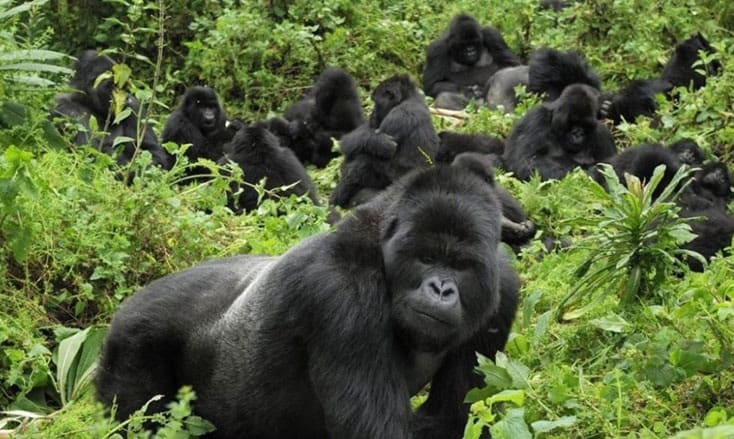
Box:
xmin=556 ymin=164 xmax=700 ymax=320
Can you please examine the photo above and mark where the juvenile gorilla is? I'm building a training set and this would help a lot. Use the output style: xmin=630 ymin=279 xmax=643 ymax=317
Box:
xmin=331 ymin=75 xmax=439 ymax=208
xmin=218 ymin=124 xmax=319 ymax=213
xmin=162 ymin=86 xmax=234 ymax=178
xmin=600 ymin=79 xmax=672 ymax=125
xmin=267 ymin=67 xmax=364 ymax=168
xmin=662 ymin=33 xmax=721 ymax=91
xmin=52 ymin=50 xmax=172 ymax=169
xmin=503 ymin=84 xmax=616 ymax=181
xmin=423 ymin=14 xmax=521 ymax=110
xmin=96 ymin=159 xmax=520 ymax=439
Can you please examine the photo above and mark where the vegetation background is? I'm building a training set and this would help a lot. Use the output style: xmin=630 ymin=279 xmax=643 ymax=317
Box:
xmin=0 ymin=0 xmax=732 ymax=437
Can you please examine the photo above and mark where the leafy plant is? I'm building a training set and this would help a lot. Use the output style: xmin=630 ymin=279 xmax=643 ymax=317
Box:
xmin=556 ymin=164 xmax=700 ymax=320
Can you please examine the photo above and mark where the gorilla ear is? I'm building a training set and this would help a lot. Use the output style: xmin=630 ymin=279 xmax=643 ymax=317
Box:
xmin=381 ymin=216 xmax=400 ymax=241
xmin=451 ymin=152 xmax=495 ymax=185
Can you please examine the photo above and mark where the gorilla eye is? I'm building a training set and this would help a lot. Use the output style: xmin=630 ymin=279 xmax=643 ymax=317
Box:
xmin=419 ymin=255 xmax=436 ymax=265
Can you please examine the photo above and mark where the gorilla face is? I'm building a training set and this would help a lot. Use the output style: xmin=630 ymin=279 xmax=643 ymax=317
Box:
xmin=548 ymin=84 xmax=601 ymax=156
xmin=183 ymin=86 xmax=223 ymax=134
xmin=380 ymin=180 xmax=500 ymax=352
xmin=448 ymin=15 xmax=484 ymax=66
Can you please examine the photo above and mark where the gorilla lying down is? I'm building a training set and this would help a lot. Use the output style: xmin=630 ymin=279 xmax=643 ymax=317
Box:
xmin=96 ymin=156 xmax=520 ymax=439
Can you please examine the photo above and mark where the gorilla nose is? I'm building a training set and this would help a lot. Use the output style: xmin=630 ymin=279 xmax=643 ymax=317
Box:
xmin=425 ymin=277 xmax=458 ymax=306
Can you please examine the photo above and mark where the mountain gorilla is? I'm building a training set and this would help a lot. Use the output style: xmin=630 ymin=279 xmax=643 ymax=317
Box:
xmin=96 ymin=157 xmax=520 ymax=439
xmin=331 ymin=75 xmax=439 ymax=208
xmin=662 ymin=33 xmax=721 ymax=91
xmin=52 ymin=50 xmax=172 ymax=169
xmin=503 ymin=84 xmax=616 ymax=181
xmin=162 ymin=86 xmax=236 ymax=178
xmin=423 ymin=14 xmax=520 ymax=110
xmin=266 ymin=68 xmax=364 ymax=168
xmin=669 ymin=138 xmax=705 ymax=166
xmin=600 ymin=79 xmax=672 ymax=125
xmin=527 ymin=48 xmax=601 ymax=101
xmin=217 ymin=124 xmax=319 ymax=213
xmin=435 ymin=131 xmax=505 ymax=163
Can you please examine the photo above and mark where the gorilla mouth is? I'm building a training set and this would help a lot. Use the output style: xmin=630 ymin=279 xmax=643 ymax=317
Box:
xmin=409 ymin=305 xmax=452 ymax=326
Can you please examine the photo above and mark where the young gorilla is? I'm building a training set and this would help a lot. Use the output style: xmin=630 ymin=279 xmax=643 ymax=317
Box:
xmin=331 ymin=75 xmax=439 ymax=208
xmin=600 ymin=78 xmax=672 ymax=125
xmin=96 ymin=157 xmax=520 ymax=439
xmin=502 ymin=84 xmax=616 ymax=181
xmin=52 ymin=50 xmax=173 ymax=169
xmin=423 ymin=14 xmax=521 ymax=110
xmin=661 ymin=33 xmax=721 ymax=91
xmin=162 ymin=86 xmax=235 ymax=178
xmin=265 ymin=67 xmax=364 ymax=168
xmin=217 ymin=124 xmax=319 ymax=214
xmin=669 ymin=138 xmax=705 ymax=166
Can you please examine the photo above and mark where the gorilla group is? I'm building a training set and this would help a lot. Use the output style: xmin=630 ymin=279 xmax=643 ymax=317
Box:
xmin=264 ymin=67 xmax=364 ymax=168
xmin=52 ymin=50 xmax=173 ymax=169
xmin=331 ymin=74 xmax=439 ymax=208
xmin=96 ymin=156 xmax=520 ymax=439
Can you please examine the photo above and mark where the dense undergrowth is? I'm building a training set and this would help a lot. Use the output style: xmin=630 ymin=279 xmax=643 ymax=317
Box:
xmin=1 ymin=0 xmax=733 ymax=437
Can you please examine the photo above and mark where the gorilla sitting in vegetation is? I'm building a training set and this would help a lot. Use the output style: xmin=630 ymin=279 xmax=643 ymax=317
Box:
xmin=218 ymin=124 xmax=319 ymax=213
xmin=527 ymin=48 xmax=601 ymax=101
xmin=162 ymin=86 xmax=236 ymax=179
xmin=265 ymin=67 xmax=364 ymax=168
xmin=331 ymin=74 xmax=439 ymax=208
xmin=661 ymin=33 xmax=721 ymax=91
xmin=423 ymin=14 xmax=520 ymax=110
xmin=96 ymin=156 xmax=520 ymax=439
xmin=503 ymin=84 xmax=616 ymax=181
xmin=52 ymin=50 xmax=172 ymax=169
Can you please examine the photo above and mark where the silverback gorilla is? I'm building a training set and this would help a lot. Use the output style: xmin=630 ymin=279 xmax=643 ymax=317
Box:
xmin=96 ymin=158 xmax=520 ymax=439
xmin=423 ymin=14 xmax=520 ymax=110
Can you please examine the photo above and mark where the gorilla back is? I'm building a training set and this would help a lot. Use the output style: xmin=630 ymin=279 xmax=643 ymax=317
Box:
xmin=96 ymin=160 xmax=519 ymax=439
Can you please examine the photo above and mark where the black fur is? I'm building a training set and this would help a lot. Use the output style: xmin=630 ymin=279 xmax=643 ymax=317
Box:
xmin=661 ymin=33 xmax=721 ymax=91
xmin=680 ymin=207 xmax=734 ymax=272
xmin=162 ymin=86 xmax=233 ymax=178
xmin=600 ymin=79 xmax=672 ymax=124
xmin=95 ymin=162 xmax=520 ymax=439
xmin=331 ymin=75 xmax=439 ymax=208
xmin=452 ymin=152 xmax=536 ymax=250
xmin=669 ymin=138 xmax=705 ymax=166
xmin=436 ymin=131 xmax=505 ymax=163
xmin=218 ymin=124 xmax=319 ymax=213
xmin=423 ymin=14 xmax=520 ymax=110
xmin=527 ymin=48 xmax=601 ymax=101
xmin=503 ymin=84 xmax=615 ymax=180
xmin=52 ymin=50 xmax=172 ymax=169
xmin=270 ymin=67 xmax=364 ymax=168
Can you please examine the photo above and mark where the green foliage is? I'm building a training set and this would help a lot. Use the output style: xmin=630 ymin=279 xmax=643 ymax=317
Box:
xmin=556 ymin=164 xmax=700 ymax=319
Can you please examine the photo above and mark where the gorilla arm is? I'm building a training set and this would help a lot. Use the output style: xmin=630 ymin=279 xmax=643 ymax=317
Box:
xmin=422 ymin=39 xmax=463 ymax=97
xmin=339 ymin=124 xmax=398 ymax=160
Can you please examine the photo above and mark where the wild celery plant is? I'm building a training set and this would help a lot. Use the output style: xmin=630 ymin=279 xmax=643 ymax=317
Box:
xmin=556 ymin=164 xmax=703 ymax=321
